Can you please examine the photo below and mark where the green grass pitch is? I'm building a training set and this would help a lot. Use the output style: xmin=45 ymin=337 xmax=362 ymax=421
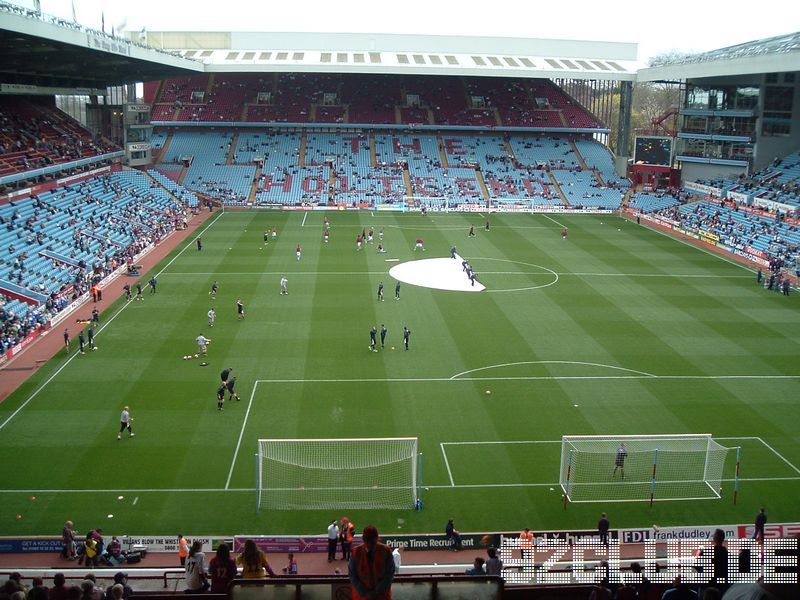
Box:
xmin=1 ymin=210 xmax=798 ymax=536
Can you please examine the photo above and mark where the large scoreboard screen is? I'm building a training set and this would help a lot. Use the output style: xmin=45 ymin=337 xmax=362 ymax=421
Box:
xmin=634 ymin=136 xmax=673 ymax=167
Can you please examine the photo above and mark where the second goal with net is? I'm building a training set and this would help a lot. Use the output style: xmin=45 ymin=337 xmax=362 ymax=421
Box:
xmin=257 ymin=437 xmax=420 ymax=511
xmin=560 ymin=434 xmax=741 ymax=505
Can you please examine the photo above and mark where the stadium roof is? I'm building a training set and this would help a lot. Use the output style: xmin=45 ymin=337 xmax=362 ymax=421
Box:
xmin=140 ymin=31 xmax=639 ymax=81
xmin=638 ymin=31 xmax=800 ymax=82
xmin=0 ymin=1 xmax=201 ymax=90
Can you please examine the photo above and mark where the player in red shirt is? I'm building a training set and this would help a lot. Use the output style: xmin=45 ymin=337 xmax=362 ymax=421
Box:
xmin=414 ymin=238 xmax=425 ymax=251
xmin=296 ymin=244 xmax=302 ymax=261
xmin=561 ymin=228 xmax=568 ymax=240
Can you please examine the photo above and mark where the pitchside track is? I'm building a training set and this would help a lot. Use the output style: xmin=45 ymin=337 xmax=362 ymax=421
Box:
xmin=0 ymin=211 xmax=798 ymax=535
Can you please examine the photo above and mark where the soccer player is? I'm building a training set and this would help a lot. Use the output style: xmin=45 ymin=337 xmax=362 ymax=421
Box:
xmin=226 ymin=376 xmax=241 ymax=402
xmin=377 ymin=243 xmax=386 ymax=253
xmin=272 ymin=226 xmax=277 ymax=239
xmin=149 ymin=276 xmax=157 ymax=294
xmin=197 ymin=237 xmax=203 ymax=251
xmin=78 ymin=330 xmax=86 ymax=354
xmin=377 ymin=282 xmax=384 ymax=302
xmin=613 ymin=443 xmax=627 ymax=479
xmin=208 ymin=308 xmax=216 ymax=328
xmin=196 ymin=333 xmax=211 ymax=355
xmin=63 ymin=329 xmax=70 ymax=354
xmin=295 ymin=244 xmax=302 ymax=261
xmin=210 ymin=281 xmax=218 ymax=299
xmin=91 ymin=307 xmax=99 ymax=324
xmin=485 ymin=219 xmax=490 ymax=231
xmin=221 ymin=367 xmax=232 ymax=383
xmin=414 ymin=238 xmax=424 ymax=251
xmin=379 ymin=226 xmax=384 ymax=241
xmin=323 ymin=215 xmax=329 ymax=228
xmin=87 ymin=326 xmax=97 ymax=351
xmin=367 ymin=227 xmax=374 ymax=243
xmin=356 ymin=235 xmax=362 ymax=251
xmin=380 ymin=324 xmax=387 ymax=349
xmin=123 ymin=282 xmax=131 ymax=301
xmin=562 ymin=228 xmax=568 ymax=240
xmin=118 ymin=406 xmax=134 ymax=440
xmin=468 ymin=225 xmax=475 ymax=237
xmin=369 ymin=326 xmax=377 ymax=352
xmin=323 ymin=228 xmax=330 ymax=243
xmin=395 ymin=281 xmax=401 ymax=300
xmin=216 ymin=384 xmax=226 ymax=411
xmin=263 ymin=230 xmax=269 ymax=244
xmin=135 ymin=282 xmax=144 ymax=300
xmin=403 ymin=326 xmax=411 ymax=350
xmin=451 ymin=246 xmax=457 ymax=259
xmin=236 ymin=299 xmax=245 ymax=320
xmin=280 ymin=276 xmax=289 ymax=295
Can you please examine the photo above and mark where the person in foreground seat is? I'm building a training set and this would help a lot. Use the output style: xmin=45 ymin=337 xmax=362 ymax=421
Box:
xmin=348 ymin=525 xmax=395 ymax=600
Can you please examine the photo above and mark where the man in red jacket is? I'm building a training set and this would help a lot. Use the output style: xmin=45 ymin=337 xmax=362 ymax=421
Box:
xmin=348 ymin=525 xmax=395 ymax=600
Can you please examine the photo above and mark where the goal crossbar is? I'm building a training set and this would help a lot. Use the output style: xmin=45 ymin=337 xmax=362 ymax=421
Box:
xmin=257 ymin=437 xmax=419 ymax=511
xmin=560 ymin=434 xmax=738 ymax=504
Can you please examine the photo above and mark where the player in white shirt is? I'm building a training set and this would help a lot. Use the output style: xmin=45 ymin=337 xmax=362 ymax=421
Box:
xmin=280 ymin=277 xmax=288 ymax=295
xmin=196 ymin=334 xmax=211 ymax=355
xmin=207 ymin=308 xmax=216 ymax=327
xmin=118 ymin=406 xmax=134 ymax=440
xmin=184 ymin=541 xmax=208 ymax=592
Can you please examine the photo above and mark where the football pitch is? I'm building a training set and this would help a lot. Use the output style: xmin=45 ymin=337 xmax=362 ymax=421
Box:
xmin=1 ymin=210 xmax=799 ymax=536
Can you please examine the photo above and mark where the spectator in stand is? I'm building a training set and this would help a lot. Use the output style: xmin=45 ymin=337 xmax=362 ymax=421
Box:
xmin=208 ymin=543 xmax=237 ymax=593
xmin=465 ymin=557 xmax=486 ymax=575
xmin=236 ymin=539 xmax=275 ymax=579
xmin=104 ymin=574 xmax=131 ymax=600
xmin=589 ymin=578 xmax=612 ymax=600
xmin=28 ymin=577 xmax=48 ymax=600
xmin=753 ymin=507 xmax=767 ymax=542
xmin=446 ymin=518 xmax=462 ymax=551
xmin=485 ymin=547 xmax=502 ymax=576
xmin=105 ymin=537 xmax=123 ymax=565
xmin=348 ymin=525 xmax=395 ymax=600
xmin=661 ymin=576 xmax=698 ymax=600
xmin=709 ymin=529 xmax=729 ymax=594
xmin=108 ymin=586 xmax=123 ymax=600
xmin=50 ymin=574 xmax=68 ymax=600
xmin=79 ymin=577 xmax=103 ymax=600
xmin=184 ymin=540 xmax=209 ymax=593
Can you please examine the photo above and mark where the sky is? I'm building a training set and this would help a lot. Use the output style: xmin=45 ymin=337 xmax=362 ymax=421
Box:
xmin=11 ymin=0 xmax=798 ymax=65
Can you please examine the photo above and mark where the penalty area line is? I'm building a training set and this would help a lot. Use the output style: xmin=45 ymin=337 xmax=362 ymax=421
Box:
xmin=225 ymin=381 xmax=259 ymax=489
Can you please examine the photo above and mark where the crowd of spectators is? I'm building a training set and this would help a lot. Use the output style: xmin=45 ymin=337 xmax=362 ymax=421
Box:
xmin=0 ymin=96 xmax=117 ymax=176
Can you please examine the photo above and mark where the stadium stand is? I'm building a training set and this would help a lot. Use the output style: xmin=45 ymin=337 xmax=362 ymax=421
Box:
xmin=0 ymin=170 xmax=188 ymax=352
xmin=628 ymin=191 xmax=681 ymax=213
xmin=147 ymin=74 xmax=602 ymax=129
xmin=553 ymin=170 xmax=623 ymax=208
xmin=652 ymin=199 xmax=800 ymax=266
xmin=0 ymin=96 xmax=117 ymax=176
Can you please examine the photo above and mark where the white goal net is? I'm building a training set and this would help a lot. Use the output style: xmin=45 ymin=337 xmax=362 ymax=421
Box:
xmin=560 ymin=434 xmax=735 ymax=503
xmin=257 ymin=438 xmax=419 ymax=510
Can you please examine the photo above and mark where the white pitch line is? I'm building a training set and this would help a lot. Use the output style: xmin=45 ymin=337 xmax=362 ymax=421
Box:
xmin=449 ymin=361 xmax=656 ymax=381
xmin=541 ymin=213 xmax=567 ymax=229
xmin=440 ymin=443 xmax=455 ymax=487
xmin=225 ymin=381 xmax=259 ymax=489
xmin=158 ymin=271 xmax=753 ymax=279
xmin=132 ymin=496 xmax=138 ymax=505
xmin=1 ymin=475 xmax=798 ymax=494
xmin=442 ymin=440 xmax=562 ymax=446
xmin=301 ymin=212 xmax=307 ymax=227
xmin=756 ymin=437 xmax=800 ymax=475
xmin=0 ymin=210 xmax=224 ymax=433
xmin=250 ymin=375 xmax=800 ymax=384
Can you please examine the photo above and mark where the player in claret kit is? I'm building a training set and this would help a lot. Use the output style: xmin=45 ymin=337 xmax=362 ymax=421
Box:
xmin=296 ymin=244 xmax=302 ymax=261
xmin=414 ymin=238 xmax=425 ymax=251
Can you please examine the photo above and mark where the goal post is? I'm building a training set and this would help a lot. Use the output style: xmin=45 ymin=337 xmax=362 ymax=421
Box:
xmin=560 ymin=434 xmax=738 ymax=504
xmin=256 ymin=438 xmax=420 ymax=511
